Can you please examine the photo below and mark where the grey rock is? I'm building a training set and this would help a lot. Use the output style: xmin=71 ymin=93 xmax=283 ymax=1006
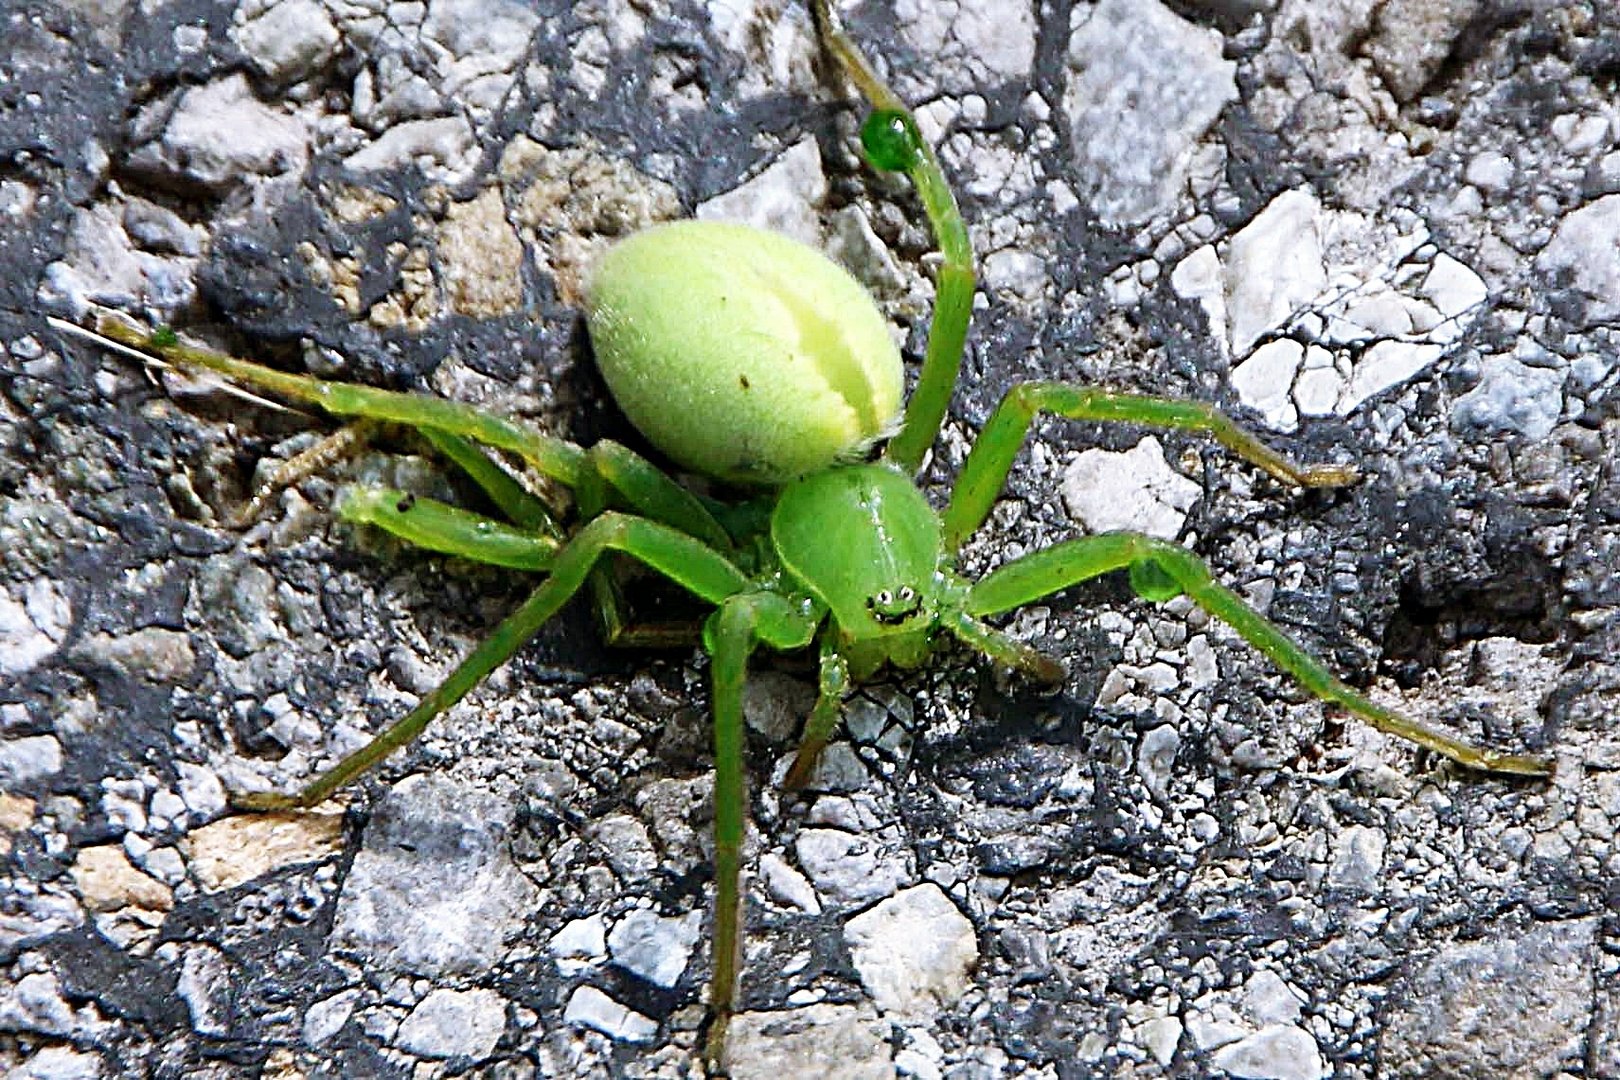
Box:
xmin=795 ymin=827 xmax=906 ymax=906
xmin=302 ymin=988 xmax=361 ymax=1046
xmin=0 ymin=735 xmax=63 ymax=785
xmin=1061 ymin=438 xmax=1201 ymax=539
xmin=1536 ymin=194 xmax=1620 ymax=325
xmin=1136 ymin=723 xmax=1182 ymax=800
xmin=0 ymin=578 xmax=71 ymax=678
xmin=1209 ymin=1023 xmax=1325 ymax=1080
xmin=329 ymin=774 xmax=539 ymax=976
xmin=727 ymin=1002 xmax=893 ymax=1079
xmin=177 ymin=943 xmax=233 ymax=1037
xmin=232 ymin=0 xmax=341 ymax=84
xmin=1362 ymin=0 xmax=1479 ymax=103
xmin=1452 ymin=354 xmax=1566 ymax=440
xmin=72 ymin=628 xmax=194 ymax=684
xmin=1243 ymin=970 xmax=1305 ymax=1027
xmin=697 ymin=138 xmax=829 ymax=249
xmin=561 ymin=984 xmax=658 ymax=1043
xmin=128 ymin=75 xmax=310 ymax=192
xmin=0 ymin=971 xmax=76 ymax=1036
xmin=343 ymin=116 xmax=477 ymax=183
xmin=1063 ymin=0 xmax=1236 ymax=224
xmin=844 ymin=884 xmax=977 ymax=1021
xmin=395 ymin=986 xmax=507 ymax=1060
xmin=1382 ymin=918 xmax=1598 ymax=1078
xmin=12 ymin=1046 xmax=105 ymax=1080
xmin=897 ymin=0 xmax=1035 ymax=91
xmin=1326 ymin=824 xmax=1386 ymax=892
xmin=607 ymin=907 xmax=702 ymax=988
xmin=549 ymin=914 xmax=608 ymax=964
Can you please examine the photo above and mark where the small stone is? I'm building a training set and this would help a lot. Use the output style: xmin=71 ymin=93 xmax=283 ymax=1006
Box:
xmin=73 ymin=628 xmax=195 ymax=683
xmin=1327 ymin=825 xmax=1386 ymax=891
xmin=439 ymin=188 xmax=524 ymax=317
xmin=697 ymin=138 xmax=829 ymax=249
xmin=1063 ymin=0 xmax=1236 ymax=224
xmin=178 ymin=944 xmax=233 ymax=1037
xmin=1363 ymin=0 xmax=1480 ymax=103
xmin=1209 ymin=1023 xmax=1325 ymax=1080
xmin=561 ymin=985 xmax=658 ymax=1043
xmin=550 ymin=916 xmax=608 ymax=963
xmin=0 ymin=578 xmax=71 ymax=678
xmin=1381 ymin=918 xmax=1597 ymax=1077
xmin=1536 ymin=194 xmax=1620 ymax=326
xmin=844 ymin=883 xmax=977 ymax=1020
xmin=175 ymin=762 xmax=228 ymax=820
xmin=129 ymin=75 xmax=309 ymax=192
xmin=303 ymin=989 xmax=360 ymax=1046
xmin=1186 ymin=1013 xmax=1248 ymax=1051
xmin=1231 ymin=339 xmax=1304 ymax=432
xmin=607 ymin=907 xmax=702 ymax=988
xmin=0 ymin=971 xmax=75 ymax=1036
xmin=329 ymin=774 xmax=539 ymax=977
xmin=344 ymin=117 xmax=477 ymax=183
xmin=1136 ymin=725 xmax=1181 ymax=800
xmin=727 ymin=1003 xmax=892 ymax=1079
xmin=1452 ymin=355 xmax=1565 ymax=440
xmin=232 ymin=0 xmax=340 ymax=84
xmin=0 ymin=792 xmax=34 ymax=857
xmin=395 ymin=987 xmax=507 ymax=1061
xmin=1224 ymin=189 xmax=1326 ymax=355
xmin=0 ymin=735 xmax=64 ymax=786
xmin=1244 ymin=970 xmax=1305 ymax=1026
xmin=1138 ymin=1014 xmax=1183 ymax=1066
xmin=1171 ymin=243 xmax=1228 ymax=348
xmin=1419 ymin=253 xmax=1488 ymax=319
xmin=182 ymin=809 xmax=345 ymax=892
xmin=1061 ymin=437 xmax=1201 ymax=539
xmin=760 ymin=852 xmax=821 ymax=914
xmin=1338 ymin=340 xmax=1443 ymax=415
xmin=70 ymin=845 xmax=173 ymax=913
xmin=795 ymin=828 xmax=906 ymax=906
xmin=13 ymin=1046 xmax=105 ymax=1080
xmin=591 ymin=813 xmax=658 ymax=881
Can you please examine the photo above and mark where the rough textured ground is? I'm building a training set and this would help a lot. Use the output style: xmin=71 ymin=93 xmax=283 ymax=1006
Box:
xmin=2 ymin=1 xmax=1617 ymax=1078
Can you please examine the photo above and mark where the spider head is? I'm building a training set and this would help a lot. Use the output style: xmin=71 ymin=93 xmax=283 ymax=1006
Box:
xmin=771 ymin=463 xmax=948 ymax=671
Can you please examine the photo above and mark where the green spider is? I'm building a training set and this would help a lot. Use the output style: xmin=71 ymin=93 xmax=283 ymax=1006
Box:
xmin=55 ymin=1 xmax=1552 ymax=1071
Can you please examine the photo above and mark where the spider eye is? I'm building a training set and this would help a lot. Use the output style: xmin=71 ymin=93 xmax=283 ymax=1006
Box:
xmin=867 ymin=584 xmax=924 ymax=625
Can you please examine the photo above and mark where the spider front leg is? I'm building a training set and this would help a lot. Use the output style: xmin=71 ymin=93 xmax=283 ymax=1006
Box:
xmin=703 ymin=592 xmax=819 ymax=1071
xmin=782 ymin=641 xmax=850 ymax=790
xmin=964 ymin=533 xmax=1553 ymax=777
xmin=235 ymin=513 xmax=751 ymax=810
xmin=944 ymin=382 xmax=1360 ymax=553
xmin=62 ymin=313 xmax=588 ymax=483
xmin=811 ymin=0 xmax=975 ymax=475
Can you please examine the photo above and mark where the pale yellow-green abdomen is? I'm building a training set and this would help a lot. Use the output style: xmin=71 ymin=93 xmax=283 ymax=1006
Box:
xmin=585 ymin=221 xmax=903 ymax=487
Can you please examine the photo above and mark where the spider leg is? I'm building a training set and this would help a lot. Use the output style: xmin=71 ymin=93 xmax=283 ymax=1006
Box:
xmin=569 ymin=440 xmax=734 ymax=647
xmin=416 ymin=426 xmax=561 ymax=535
xmin=68 ymin=312 xmax=587 ymax=484
xmin=948 ymin=614 xmax=1066 ymax=686
xmin=943 ymin=382 xmax=1360 ymax=552
xmin=335 ymin=487 xmax=559 ymax=570
xmin=704 ymin=591 xmax=819 ymax=1072
xmin=782 ymin=640 xmax=851 ymax=790
xmin=965 ymin=532 xmax=1553 ymax=777
xmin=234 ymin=513 xmax=752 ymax=811
xmin=810 ymin=0 xmax=975 ymax=476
